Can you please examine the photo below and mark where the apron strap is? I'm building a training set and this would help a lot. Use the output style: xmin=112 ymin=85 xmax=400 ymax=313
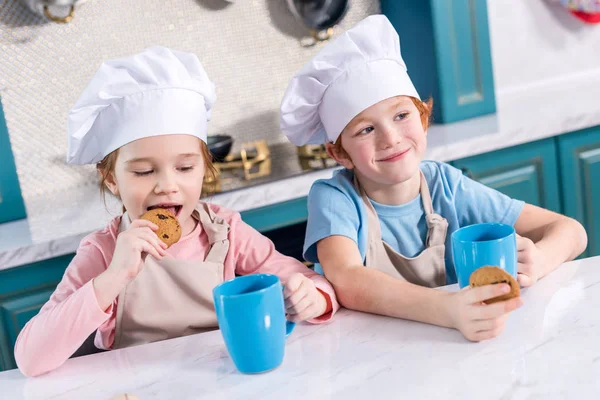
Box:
xmin=196 ymin=203 xmax=230 ymax=264
xmin=418 ymin=172 xmax=448 ymax=247
xmin=353 ymin=174 xmax=383 ymax=242
xmin=418 ymin=172 xmax=434 ymax=215
xmin=425 ymin=213 xmax=448 ymax=247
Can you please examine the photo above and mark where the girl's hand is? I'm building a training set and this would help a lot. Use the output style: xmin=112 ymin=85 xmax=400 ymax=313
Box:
xmin=283 ymin=273 xmax=328 ymax=322
xmin=94 ymin=219 xmax=168 ymax=311
xmin=108 ymin=219 xmax=169 ymax=283
xmin=516 ymin=234 xmax=546 ymax=287
xmin=447 ymin=284 xmax=523 ymax=342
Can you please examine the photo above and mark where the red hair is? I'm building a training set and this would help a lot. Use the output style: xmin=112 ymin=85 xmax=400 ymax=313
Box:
xmin=333 ymin=96 xmax=433 ymax=157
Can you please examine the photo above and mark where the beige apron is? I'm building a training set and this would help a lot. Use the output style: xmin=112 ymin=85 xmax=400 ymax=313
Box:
xmin=355 ymin=171 xmax=448 ymax=288
xmin=113 ymin=203 xmax=230 ymax=349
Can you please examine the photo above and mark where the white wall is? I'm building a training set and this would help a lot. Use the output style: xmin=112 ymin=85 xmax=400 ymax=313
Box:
xmin=488 ymin=0 xmax=600 ymax=95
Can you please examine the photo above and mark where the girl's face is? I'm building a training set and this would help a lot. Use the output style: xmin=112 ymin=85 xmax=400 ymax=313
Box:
xmin=328 ymin=96 xmax=428 ymax=187
xmin=105 ymin=134 xmax=206 ymax=236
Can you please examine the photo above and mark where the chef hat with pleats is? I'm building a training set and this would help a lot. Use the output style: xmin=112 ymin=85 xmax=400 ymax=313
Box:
xmin=67 ymin=46 xmax=216 ymax=165
xmin=280 ymin=14 xmax=420 ymax=146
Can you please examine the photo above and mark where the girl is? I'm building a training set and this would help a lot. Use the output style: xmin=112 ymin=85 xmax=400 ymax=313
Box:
xmin=280 ymin=15 xmax=587 ymax=342
xmin=15 ymin=46 xmax=338 ymax=377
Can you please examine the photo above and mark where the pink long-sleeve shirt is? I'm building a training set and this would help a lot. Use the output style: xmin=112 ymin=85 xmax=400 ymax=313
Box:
xmin=14 ymin=203 xmax=339 ymax=377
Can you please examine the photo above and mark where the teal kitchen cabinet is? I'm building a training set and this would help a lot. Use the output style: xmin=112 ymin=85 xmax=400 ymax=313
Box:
xmin=0 ymin=98 xmax=27 ymax=223
xmin=382 ymin=0 xmax=496 ymax=123
xmin=558 ymin=126 xmax=600 ymax=258
xmin=0 ymin=254 xmax=73 ymax=371
xmin=451 ymin=138 xmax=561 ymax=213
xmin=240 ymin=197 xmax=308 ymax=233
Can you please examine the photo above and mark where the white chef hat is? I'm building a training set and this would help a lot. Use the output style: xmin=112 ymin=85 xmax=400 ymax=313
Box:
xmin=280 ymin=14 xmax=420 ymax=146
xmin=67 ymin=46 xmax=216 ymax=165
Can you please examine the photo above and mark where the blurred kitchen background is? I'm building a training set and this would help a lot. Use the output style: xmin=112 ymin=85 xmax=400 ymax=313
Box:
xmin=0 ymin=0 xmax=377 ymax=200
xmin=1 ymin=0 xmax=597 ymax=202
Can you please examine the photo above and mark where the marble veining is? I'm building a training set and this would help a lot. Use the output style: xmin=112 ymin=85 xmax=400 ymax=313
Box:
xmin=1 ymin=256 xmax=600 ymax=399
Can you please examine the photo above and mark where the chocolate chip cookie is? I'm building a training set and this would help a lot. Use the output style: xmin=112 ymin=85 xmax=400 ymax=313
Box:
xmin=140 ymin=208 xmax=182 ymax=248
xmin=469 ymin=266 xmax=520 ymax=304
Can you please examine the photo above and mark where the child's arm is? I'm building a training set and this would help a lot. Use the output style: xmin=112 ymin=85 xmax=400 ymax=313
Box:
xmin=282 ymin=272 xmax=333 ymax=323
xmin=14 ymin=242 xmax=114 ymax=377
xmin=221 ymin=208 xmax=339 ymax=323
xmin=514 ymin=204 xmax=587 ymax=287
xmin=15 ymin=219 xmax=168 ymax=377
xmin=318 ymin=235 xmax=522 ymax=341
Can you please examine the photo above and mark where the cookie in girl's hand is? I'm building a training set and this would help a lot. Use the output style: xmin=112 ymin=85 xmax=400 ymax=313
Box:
xmin=469 ymin=266 xmax=520 ymax=304
xmin=140 ymin=208 xmax=182 ymax=248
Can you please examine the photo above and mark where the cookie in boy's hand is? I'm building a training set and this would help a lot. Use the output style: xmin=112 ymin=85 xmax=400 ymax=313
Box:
xmin=140 ymin=208 xmax=181 ymax=248
xmin=469 ymin=266 xmax=520 ymax=304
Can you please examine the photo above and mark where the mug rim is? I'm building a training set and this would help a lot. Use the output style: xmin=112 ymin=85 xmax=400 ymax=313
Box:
xmin=213 ymin=273 xmax=280 ymax=299
xmin=451 ymin=222 xmax=515 ymax=244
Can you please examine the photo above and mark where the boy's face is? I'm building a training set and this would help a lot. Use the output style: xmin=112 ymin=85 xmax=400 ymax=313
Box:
xmin=328 ymin=96 xmax=427 ymax=186
xmin=105 ymin=134 xmax=205 ymax=236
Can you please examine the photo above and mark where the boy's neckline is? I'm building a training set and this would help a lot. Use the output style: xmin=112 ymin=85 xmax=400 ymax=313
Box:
xmin=353 ymin=169 xmax=422 ymax=206
xmin=369 ymin=194 xmax=423 ymax=217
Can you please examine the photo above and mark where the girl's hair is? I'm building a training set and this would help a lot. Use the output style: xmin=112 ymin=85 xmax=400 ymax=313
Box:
xmin=97 ymin=138 xmax=218 ymax=209
xmin=333 ymin=96 xmax=433 ymax=157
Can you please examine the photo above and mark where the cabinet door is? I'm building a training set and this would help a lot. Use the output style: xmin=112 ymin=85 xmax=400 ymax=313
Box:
xmin=451 ymin=138 xmax=561 ymax=213
xmin=558 ymin=127 xmax=600 ymax=258
xmin=0 ymin=254 xmax=72 ymax=371
xmin=240 ymin=197 xmax=308 ymax=233
xmin=382 ymin=0 xmax=496 ymax=123
xmin=0 ymin=289 xmax=55 ymax=370
xmin=0 ymin=98 xmax=27 ymax=223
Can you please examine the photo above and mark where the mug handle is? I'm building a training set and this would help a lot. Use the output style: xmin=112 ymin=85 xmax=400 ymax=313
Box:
xmin=282 ymin=283 xmax=296 ymax=337
xmin=286 ymin=320 xmax=296 ymax=337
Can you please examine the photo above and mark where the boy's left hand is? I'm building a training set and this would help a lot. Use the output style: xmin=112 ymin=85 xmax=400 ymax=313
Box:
xmin=516 ymin=234 xmax=546 ymax=287
xmin=284 ymin=273 xmax=328 ymax=322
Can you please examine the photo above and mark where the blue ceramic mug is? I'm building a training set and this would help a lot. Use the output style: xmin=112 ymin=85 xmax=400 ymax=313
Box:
xmin=451 ymin=223 xmax=518 ymax=288
xmin=213 ymin=274 xmax=295 ymax=374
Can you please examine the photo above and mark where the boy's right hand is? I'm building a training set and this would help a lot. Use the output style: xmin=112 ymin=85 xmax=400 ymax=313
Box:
xmin=108 ymin=219 xmax=169 ymax=283
xmin=94 ymin=219 xmax=168 ymax=311
xmin=448 ymin=284 xmax=523 ymax=342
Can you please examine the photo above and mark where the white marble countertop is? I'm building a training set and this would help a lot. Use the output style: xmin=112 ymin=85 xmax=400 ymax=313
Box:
xmin=2 ymin=256 xmax=600 ymax=399
xmin=1 ymin=75 xmax=599 ymax=270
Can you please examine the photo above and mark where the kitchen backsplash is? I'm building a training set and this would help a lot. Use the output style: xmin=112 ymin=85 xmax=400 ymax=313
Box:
xmin=3 ymin=0 xmax=598 ymax=206
xmin=0 ymin=0 xmax=379 ymax=202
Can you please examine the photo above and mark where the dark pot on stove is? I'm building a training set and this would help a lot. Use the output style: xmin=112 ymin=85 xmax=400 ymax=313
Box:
xmin=286 ymin=0 xmax=349 ymax=31
xmin=207 ymin=135 xmax=233 ymax=162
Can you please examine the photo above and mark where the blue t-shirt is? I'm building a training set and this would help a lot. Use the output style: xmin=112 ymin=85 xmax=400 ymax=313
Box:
xmin=304 ymin=160 xmax=525 ymax=284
